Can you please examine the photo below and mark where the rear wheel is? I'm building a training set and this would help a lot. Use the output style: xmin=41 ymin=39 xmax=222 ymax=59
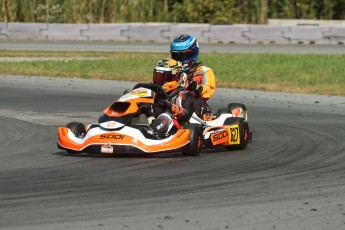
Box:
xmin=223 ymin=117 xmax=249 ymax=150
xmin=65 ymin=122 xmax=86 ymax=154
xmin=182 ymin=124 xmax=203 ymax=156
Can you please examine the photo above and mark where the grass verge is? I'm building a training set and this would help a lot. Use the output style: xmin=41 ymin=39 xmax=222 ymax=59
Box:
xmin=1 ymin=50 xmax=344 ymax=96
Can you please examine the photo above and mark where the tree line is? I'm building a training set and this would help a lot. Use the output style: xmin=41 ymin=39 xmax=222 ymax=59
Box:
xmin=1 ymin=0 xmax=345 ymax=24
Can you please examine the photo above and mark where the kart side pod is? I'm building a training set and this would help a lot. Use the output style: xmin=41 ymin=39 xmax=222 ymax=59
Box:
xmin=203 ymin=117 xmax=250 ymax=150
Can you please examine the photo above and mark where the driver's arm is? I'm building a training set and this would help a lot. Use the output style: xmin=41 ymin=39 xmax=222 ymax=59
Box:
xmin=193 ymin=66 xmax=216 ymax=100
xmin=173 ymin=92 xmax=195 ymax=122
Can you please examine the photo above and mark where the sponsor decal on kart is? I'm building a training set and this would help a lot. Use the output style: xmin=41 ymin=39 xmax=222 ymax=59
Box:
xmin=101 ymin=142 xmax=113 ymax=154
xmin=228 ymin=124 xmax=240 ymax=145
xmin=99 ymin=121 xmax=125 ymax=129
xmin=119 ymin=88 xmax=152 ymax=101
xmin=100 ymin=134 xmax=125 ymax=139
xmin=132 ymin=88 xmax=152 ymax=97
xmin=210 ymin=129 xmax=229 ymax=145
xmin=61 ymin=128 xmax=66 ymax=137
xmin=106 ymin=121 xmax=117 ymax=128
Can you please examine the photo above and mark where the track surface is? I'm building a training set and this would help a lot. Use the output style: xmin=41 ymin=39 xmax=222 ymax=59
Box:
xmin=1 ymin=75 xmax=345 ymax=230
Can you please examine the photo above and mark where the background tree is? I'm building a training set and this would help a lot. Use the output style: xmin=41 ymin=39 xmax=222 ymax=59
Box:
xmin=0 ymin=0 xmax=344 ymax=23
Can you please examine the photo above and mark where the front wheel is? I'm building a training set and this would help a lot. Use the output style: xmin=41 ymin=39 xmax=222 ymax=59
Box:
xmin=182 ymin=124 xmax=203 ymax=156
xmin=65 ymin=122 xmax=86 ymax=154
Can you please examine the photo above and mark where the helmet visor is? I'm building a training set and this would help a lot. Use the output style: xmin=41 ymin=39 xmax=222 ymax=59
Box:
xmin=170 ymin=50 xmax=195 ymax=62
xmin=153 ymin=71 xmax=179 ymax=85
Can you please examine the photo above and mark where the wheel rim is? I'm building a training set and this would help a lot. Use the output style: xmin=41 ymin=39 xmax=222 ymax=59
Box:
xmin=244 ymin=129 xmax=248 ymax=142
xmin=197 ymin=136 xmax=202 ymax=149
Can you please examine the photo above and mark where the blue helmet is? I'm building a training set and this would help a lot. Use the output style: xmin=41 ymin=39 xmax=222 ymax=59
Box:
xmin=170 ymin=34 xmax=199 ymax=69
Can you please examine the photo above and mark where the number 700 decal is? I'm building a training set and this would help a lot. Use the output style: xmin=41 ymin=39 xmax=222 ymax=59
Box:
xmin=228 ymin=124 xmax=240 ymax=145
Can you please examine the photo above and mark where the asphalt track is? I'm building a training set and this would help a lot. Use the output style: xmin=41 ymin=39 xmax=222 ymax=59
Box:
xmin=1 ymin=73 xmax=345 ymax=230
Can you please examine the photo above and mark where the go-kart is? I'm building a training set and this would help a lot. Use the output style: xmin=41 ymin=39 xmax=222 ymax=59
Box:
xmin=57 ymin=83 xmax=251 ymax=156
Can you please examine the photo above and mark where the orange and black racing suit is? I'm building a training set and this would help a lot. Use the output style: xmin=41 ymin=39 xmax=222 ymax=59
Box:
xmin=151 ymin=87 xmax=195 ymax=134
xmin=186 ymin=62 xmax=216 ymax=118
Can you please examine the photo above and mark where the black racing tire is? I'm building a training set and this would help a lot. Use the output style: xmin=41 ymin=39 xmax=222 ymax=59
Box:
xmin=65 ymin=122 xmax=86 ymax=154
xmin=182 ymin=124 xmax=203 ymax=156
xmin=66 ymin=122 xmax=86 ymax=138
xmin=223 ymin=117 xmax=249 ymax=150
xmin=227 ymin=103 xmax=247 ymax=120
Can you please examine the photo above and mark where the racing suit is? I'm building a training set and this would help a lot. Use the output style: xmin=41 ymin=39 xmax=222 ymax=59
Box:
xmin=151 ymin=87 xmax=195 ymax=135
xmin=186 ymin=62 xmax=216 ymax=118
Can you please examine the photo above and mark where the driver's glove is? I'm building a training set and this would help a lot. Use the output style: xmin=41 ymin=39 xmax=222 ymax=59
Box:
xmin=189 ymin=80 xmax=202 ymax=94
xmin=170 ymin=104 xmax=180 ymax=117
xmin=159 ymin=99 xmax=181 ymax=116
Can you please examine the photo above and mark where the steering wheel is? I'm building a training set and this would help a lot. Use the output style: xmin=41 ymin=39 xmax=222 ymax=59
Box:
xmin=133 ymin=83 xmax=170 ymax=102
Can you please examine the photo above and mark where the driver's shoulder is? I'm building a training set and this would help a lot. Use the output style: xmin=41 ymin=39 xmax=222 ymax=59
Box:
xmin=196 ymin=65 xmax=212 ymax=72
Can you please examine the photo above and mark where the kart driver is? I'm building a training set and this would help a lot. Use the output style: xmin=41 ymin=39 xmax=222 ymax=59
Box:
xmin=150 ymin=58 xmax=195 ymax=136
xmin=170 ymin=34 xmax=216 ymax=119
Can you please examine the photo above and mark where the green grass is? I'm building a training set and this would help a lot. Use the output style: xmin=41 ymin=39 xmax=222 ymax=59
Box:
xmin=210 ymin=54 xmax=345 ymax=95
xmin=1 ymin=50 xmax=345 ymax=96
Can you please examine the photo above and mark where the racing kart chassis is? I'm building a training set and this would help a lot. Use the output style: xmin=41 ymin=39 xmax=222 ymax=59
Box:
xmin=57 ymin=83 xmax=251 ymax=156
